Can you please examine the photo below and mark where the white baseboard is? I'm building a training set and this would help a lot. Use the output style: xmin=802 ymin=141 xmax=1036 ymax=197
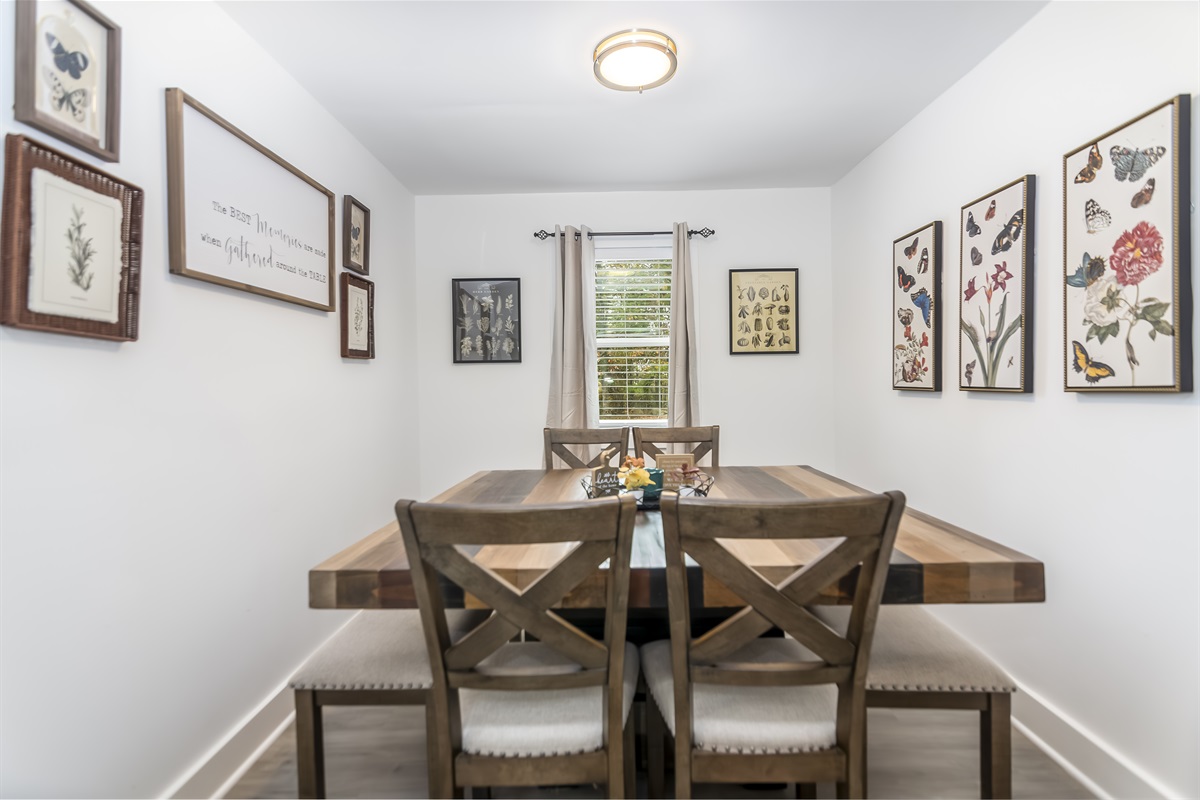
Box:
xmin=1013 ymin=683 xmax=1176 ymax=800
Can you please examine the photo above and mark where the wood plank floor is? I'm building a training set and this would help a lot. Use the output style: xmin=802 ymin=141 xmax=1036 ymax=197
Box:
xmin=227 ymin=705 xmax=1094 ymax=799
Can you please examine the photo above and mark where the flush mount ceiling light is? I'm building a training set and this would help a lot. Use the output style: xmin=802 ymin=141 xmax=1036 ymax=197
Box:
xmin=593 ymin=29 xmax=677 ymax=92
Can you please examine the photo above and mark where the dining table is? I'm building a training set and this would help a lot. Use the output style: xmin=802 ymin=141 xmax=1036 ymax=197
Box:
xmin=308 ymin=465 xmax=1045 ymax=612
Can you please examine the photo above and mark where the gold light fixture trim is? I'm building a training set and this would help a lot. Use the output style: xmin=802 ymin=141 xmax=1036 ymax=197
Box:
xmin=593 ymin=29 xmax=678 ymax=92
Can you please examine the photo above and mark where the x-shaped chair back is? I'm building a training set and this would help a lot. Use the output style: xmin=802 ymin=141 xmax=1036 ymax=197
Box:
xmin=543 ymin=427 xmax=630 ymax=470
xmin=659 ymin=491 xmax=904 ymax=753
xmin=633 ymin=425 xmax=720 ymax=467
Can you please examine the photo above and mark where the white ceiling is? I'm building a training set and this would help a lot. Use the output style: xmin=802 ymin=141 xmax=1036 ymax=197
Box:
xmin=218 ymin=0 xmax=1047 ymax=196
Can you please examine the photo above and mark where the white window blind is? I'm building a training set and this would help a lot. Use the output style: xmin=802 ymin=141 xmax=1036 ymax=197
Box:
xmin=595 ymin=257 xmax=671 ymax=423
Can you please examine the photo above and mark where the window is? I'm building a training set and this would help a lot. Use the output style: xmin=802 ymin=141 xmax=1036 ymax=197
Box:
xmin=594 ymin=250 xmax=671 ymax=424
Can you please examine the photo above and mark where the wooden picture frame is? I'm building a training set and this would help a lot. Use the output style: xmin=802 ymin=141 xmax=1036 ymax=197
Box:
xmin=1063 ymin=95 xmax=1191 ymax=392
xmin=14 ymin=0 xmax=121 ymax=163
xmin=452 ymin=278 xmax=521 ymax=363
xmin=342 ymin=195 xmax=370 ymax=275
xmin=165 ymin=88 xmax=335 ymax=311
xmin=340 ymin=273 xmax=374 ymax=359
xmin=729 ymin=268 xmax=798 ymax=354
xmin=893 ymin=221 xmax=942 ymax=391
xmin=1 ymin=134 xmax=141 ymax=341
xmin=959 ymin=175 xmax=1035 ymax=392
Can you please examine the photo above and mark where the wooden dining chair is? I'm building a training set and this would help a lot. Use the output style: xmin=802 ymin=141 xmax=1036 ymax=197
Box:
xmin=396 ymin=494 xmax=639 ymax=799
xmin=642 ymin=490 xmax=905 ymax=799
xmin=632 ymin=424 xmax=719 ymax=467
xmin=543 ymin=426 xmax=629 ymax=469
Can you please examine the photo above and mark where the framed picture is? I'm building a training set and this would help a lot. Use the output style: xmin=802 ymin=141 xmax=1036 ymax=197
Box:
xmin=1 ymin=134 xmax=141 ymax=341
xmin=729 ymin=268 xmax=798 ymax=354
xmin=165 ymin=88 xmax=335 ymax=311
xmin=452 ymin=278 xmax=521 ymax=363
xmin=14 ymin=0 xmax=121 ymax=162
xmin=1063 ymin=95 xmax=1191 ymax=392
xmin=893 ymin=221 xmax=942 ymax=391
xmin=342 ymin=195 xmax=370 ymax=275
xmin=340 ymin=273 xmax=374 ymax=359
xmin=959 ymin=175 xmax=1035 ymax=392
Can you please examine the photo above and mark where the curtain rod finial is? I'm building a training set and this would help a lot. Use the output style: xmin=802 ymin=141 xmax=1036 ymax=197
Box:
xmin=533 ymin=229 xmax=556 ymax=240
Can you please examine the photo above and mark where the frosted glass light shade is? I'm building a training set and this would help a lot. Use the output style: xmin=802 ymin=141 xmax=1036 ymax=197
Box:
xmin=593 ymin=29 xmax=677 ymax=92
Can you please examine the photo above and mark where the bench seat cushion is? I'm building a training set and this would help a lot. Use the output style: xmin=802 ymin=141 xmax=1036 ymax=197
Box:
xmin=812 ymin=606 xmax=1015 ymax=693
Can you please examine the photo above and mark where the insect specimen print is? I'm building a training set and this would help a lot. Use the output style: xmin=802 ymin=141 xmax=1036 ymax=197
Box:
xmin=991 ymin=210 xmax=1023 ymax=255
xmin=970 ymin=246 xmax=982 ymax=266
xmin=897 ymin=307 xmax=913 ymax=327
xmin=42 ymin=69 xmax=87 ymax=123
xmin=1110 ymin=145 xmax=1165 ymax=182
xmin=1066 ymin=252 xmax=1107 ymax=288
xmin=1071 ymin=340 xmax=1115 ymax=383
xmin=966 ymin=212 xmax=981 ymax=237
xmin=917 ymin=247 xmax=929 ymax=274
xmin=910 ymin=288 xmax=932 ymax=327
xmin=903 ymin=237 xmax=919 ymax=258
xmin=985 ymin=199 xmax=997 ymax=221
xmin=1074 ymin=143 xmax=1102 ymax=183
xmin=896 ymin=266 xmax=916 ymax=292
xmin=45 ymin=32 xmax=89 ymax=80
xmin=1131 ymin=178 xmax=1155 ymax=208
xmin=1084 ymin=199 xmax=1111 ymax=234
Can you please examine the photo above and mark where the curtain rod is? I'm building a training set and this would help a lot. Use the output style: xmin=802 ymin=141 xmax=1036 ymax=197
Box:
xmin=533 ymin=227 xmax=715 ymax=241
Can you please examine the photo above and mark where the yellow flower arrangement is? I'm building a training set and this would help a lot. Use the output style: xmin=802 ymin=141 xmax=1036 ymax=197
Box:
xmin=618 ymin=456 xmax=652 ymax=491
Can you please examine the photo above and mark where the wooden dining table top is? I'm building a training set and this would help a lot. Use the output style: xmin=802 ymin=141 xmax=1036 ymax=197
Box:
xmin=309 ymin=465 xmax=1045 ymax=610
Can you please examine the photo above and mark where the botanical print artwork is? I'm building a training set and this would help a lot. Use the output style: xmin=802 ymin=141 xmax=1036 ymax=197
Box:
xmin=959 ymin=176 xmax=1034 ymax=392
xmin=347 ymin=283 xmax=369 ymax=351
xmin=35 ymin=4 xmax=106 ymax=144
xmin=453 ymin=278 xmax=521 ymax=363
xmin=1063 ymin=96 xmax=1188 ymax=391
xmin=729 ymin=269 xmax=798 ymax=354
xmin=893 ymin=222 xmax=941 ymax=390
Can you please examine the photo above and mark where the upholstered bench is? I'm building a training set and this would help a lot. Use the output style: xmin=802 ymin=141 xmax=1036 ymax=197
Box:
xmin=812 ymin=605 xmax=1017 ymax=799
xmin=289 ymin=609 xmax=482 ymax=799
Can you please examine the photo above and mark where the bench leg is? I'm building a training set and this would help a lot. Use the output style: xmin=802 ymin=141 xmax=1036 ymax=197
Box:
xmin=980 ymin=692 xmax=1012 ymax=800
xmin=294 ymin=690 xmax=325 ymax=799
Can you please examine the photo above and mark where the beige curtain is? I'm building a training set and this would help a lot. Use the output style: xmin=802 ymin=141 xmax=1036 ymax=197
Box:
xmin=546 ymin=226 xmax=598 ymax=428
xmin=668 ymin=222 xmax=699 ymax=427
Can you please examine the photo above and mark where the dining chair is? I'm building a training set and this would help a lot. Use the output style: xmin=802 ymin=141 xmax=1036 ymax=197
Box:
xmin=543 ymin=426 xmax=630 ymax=469
xmin=396 ymin=493 xmax=640 ymax=799
xmin=642 ymin=490 xmax=905 ymax=799
xmin=288 ymin=608 xmax=485 ymax=798
xmin=632 ymin=424 xmax=719 ymax=467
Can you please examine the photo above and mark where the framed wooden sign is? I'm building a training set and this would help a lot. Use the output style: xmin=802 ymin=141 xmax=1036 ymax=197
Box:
xmin=729 ymin=268 xmax=798 ymax=354
xmin=14 ymin=0 xmax=121 ymax=162
xmin=340 ymin=273 xmax=374 ymax=359
xmin=1 ymin=134 xmax=141 ymax=341
xmin=893 ymin=221 xmax=942 ymax=391
xmin=165 ymin=88 xmax=335 ymax=311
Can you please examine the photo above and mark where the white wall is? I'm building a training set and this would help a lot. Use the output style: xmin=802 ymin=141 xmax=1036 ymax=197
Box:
xmin=414 ymin=188 xmax=834 ymax=497
xmin=0 ymin=1 xmax=418 ymax=796
xmin=831 ymin=3 xmax=1198 ymax=798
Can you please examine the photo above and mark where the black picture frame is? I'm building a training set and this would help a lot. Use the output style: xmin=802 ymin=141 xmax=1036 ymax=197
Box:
xmin=892 ymin=221 xmax=942 ymax=391
xmin=452 ymin=278 xmax=521 ymax=363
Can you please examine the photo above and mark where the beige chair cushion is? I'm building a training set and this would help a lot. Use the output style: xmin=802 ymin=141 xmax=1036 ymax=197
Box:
xmin=460 ymin=642 xmax=639 ymax=758
xmin=812 ymin=606 xmax=1015 ymax=693
xmin=641 ymin=639 xmax=837 ymax=755
xmin=289 ymin=609 xmax=483 ymax=691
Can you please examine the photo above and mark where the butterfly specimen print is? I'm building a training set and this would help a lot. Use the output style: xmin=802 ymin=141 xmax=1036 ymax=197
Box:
xmin=970 ymin=246 xmax=982 ymax=267
xmin=1131 ymin=178 xmax=1155 ymax=208
xmin=45 ymin=32 xmax=89 ymax=80
xmin=897 ymin=307 xmax=913 ymax=327
xmin=1110 ymin=145 xmax=1166 ymax=182
xmin=1084 ymin=199 xmax=1111 ymax=234
xmin=991 ymin=209 xmax=1023 ymax=255
xmin=1074 ymin=143 xmax=1103 ymax=183
xmin=910 ymin=288 xmax=932 ymax=327
xmin=984 ymin=200 xmax=997 ymax=221
xmin=903 ymin=237 xmax=919 ymax=259
xmin=1071 ymin=340 xmax=1115 ymax=383
xmin=917 ymin=247 xmax=929 ymax=274
xmin=896 ymin=265 xmax=916 ymax=292
xmin=41 ymin=68 xmax=87 ymax=123
xmin=965 ymin=212 xmax=981 ymax=237
xmin=964 ymin=359 xmax=976 ymax=386
xmin=1066 ymin=252 xmax=1107 ymax=288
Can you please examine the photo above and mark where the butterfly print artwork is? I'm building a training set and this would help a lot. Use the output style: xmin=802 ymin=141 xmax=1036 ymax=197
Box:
xmin=990 ymin=209 xmax=1023 ymax=255
xmin=903 ymin=237 xmax=919 ymax=259
xmin=910 ymin=288 xmax=932 ymax=327
xmin=896 ymin=266 xmax=916 ymax=292
xmin=1110 ymin=145 xmax=1165 ymax=182
xmin=917 ymin=247 xmax=929 ymax=274
xmin=1071 ymin=340 xmax=1115 ymax=384
xmin=1131 ymin=178 xmax=1155 ymax=208
xmin=970 ymin=246 xmax=982 ymax=267
xmin=1074 ymin=143 xmax=1102 ymax=183
xmin=984 ymin=200 xmax=997 ymax=221
xmin=965 ymin=212 xmax=981 ymax=237
xmin=1066 ymin=252 xmax=1107 ymax=288
xmin=42 ymin=68 xmax=87 ymax=123
xmin=897 ymin=307 xmax=913 ymax=327
xmin=45 ymin=32 xmax=89 ymax=80
xmin=1084 ymin=199 xmax=1111 ymax=234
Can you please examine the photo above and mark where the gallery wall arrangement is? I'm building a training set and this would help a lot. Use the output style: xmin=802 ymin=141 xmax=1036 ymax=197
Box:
xmin=893 ymin=221 xmax=942 ymax=391
xmin=729 ymin=268 xmax=798 ymax=354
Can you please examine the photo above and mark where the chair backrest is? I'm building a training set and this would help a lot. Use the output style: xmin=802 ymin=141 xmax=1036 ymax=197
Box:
xmin=396 ymin=494 xmax=638 ymax=746
xmin=658 ymin=490 xmax=904 ymax=756
xmin=632 ymin=425 xmax=720 ymax=467
xmin=544 ymin=426 xmax=630 ymax=469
